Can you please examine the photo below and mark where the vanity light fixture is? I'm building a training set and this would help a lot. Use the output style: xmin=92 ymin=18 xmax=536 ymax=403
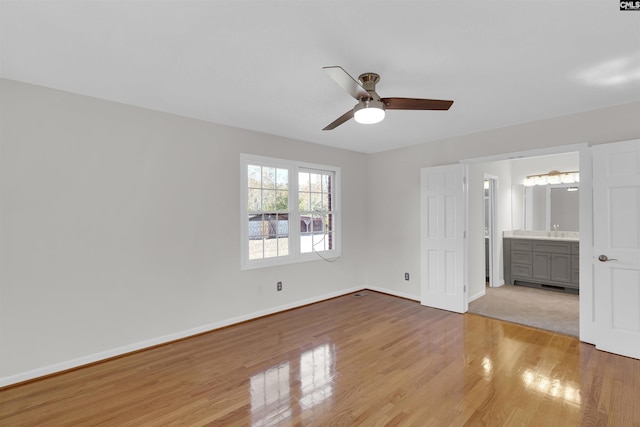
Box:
xmin=523 ymin=170 xmax=579 ymax=187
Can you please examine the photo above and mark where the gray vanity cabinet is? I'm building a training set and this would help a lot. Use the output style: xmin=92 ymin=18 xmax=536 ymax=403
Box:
xmin=504 ymin=238 xmax=579 ymax=291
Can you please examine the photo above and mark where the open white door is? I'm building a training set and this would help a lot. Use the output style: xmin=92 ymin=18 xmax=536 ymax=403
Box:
xmin=593 ymin=139 xmax=640 ymax=360
xmin=420 ymin=164 xmax=467 ymax=313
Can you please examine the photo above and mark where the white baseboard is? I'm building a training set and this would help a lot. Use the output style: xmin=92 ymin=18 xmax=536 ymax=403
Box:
xmin=468 ymin=289 xmax=486 ymax=303
xmin=365 ymin=286 xmax=420 ymax=302
xmin=0 ymin=286 xmax=363 ymax=388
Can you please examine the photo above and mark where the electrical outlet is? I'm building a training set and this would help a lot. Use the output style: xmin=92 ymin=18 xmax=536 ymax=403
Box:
xmin=405 ymin=272 xmax=410 ymax=281
xmin=277 ymin=281 xmax=282 ymax=291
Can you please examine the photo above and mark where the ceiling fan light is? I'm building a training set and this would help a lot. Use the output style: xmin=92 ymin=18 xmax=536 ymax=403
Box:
xmin=354 ymin=99 xmax=385 ymax=124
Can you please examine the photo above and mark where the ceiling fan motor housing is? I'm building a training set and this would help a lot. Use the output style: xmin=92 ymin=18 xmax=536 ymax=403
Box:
xmin=354 ymin=98 xmax=385 ymax=113
xmin=358 ymin=73 xmax=381 ymax=93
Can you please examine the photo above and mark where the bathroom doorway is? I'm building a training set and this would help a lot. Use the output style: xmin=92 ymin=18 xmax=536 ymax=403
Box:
xmin=470 ymin=151 xmax=581 ymax=337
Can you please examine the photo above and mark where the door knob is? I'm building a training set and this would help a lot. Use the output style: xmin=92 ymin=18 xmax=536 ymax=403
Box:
xmin=598 ymin=255 xmax=618 ymax=262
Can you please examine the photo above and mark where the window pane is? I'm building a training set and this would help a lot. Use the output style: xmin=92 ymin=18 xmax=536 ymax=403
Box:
xmin=299 ymin=172 xmax=309 ymax=191
xmin=300 ymin=215 xmax=312 ymax=233
xmin=262 ymin=167 xmax=276 ymax=189
xmin=262 ymin=190 xmax=276 ymax=211
xmin=249 ymin=214 xmax=263 ymax=240
xmin=322 ymin=174 xmax=330 ymax=192
xmin=310 ymin=192 xmax=322 ymax=211
xmin=310 ymin=173 xmax=321 ymax=192
xmin=276 ymin=168 xmax=288 ymax=190
xmin=276 ymin=214 xmax=289 ymax=258
xmin=248 ymin=189 xmax=261 ymax=212
xmin=299 ymin=191 xmax=310 ymax=211
xmin=276 ymin=190 xmax=288 ymax=211
xmin=277 ymin=237 xmax=289 ymax=256
xmin=322 ymin=194 xmax=329 ymax=210
xmin=264 ymin=238 xmax=278 ymax=258
xmin=248 ymin=165 xmax=262 ymax=187
xmin=300 ymin=232 xmax=312 ymax=253
xmin=312 ymin=215 xmax=324 ymax=232
xmin=277 ymin=215 xmax=289 ymax=236
xmin=249 ymin=238 xmax=264 ymax=260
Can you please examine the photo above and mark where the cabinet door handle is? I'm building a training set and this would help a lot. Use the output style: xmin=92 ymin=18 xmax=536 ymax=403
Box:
xmin=598 ymin=255 xmax=618 ymax=262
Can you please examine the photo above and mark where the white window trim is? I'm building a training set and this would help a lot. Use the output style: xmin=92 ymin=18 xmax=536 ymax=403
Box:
xmin=240 ymin=153 xmax=341 ymax=270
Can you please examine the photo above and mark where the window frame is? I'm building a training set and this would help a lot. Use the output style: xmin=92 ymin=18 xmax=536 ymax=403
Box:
xmin=240 ymin=154 xmax=341 ymax=270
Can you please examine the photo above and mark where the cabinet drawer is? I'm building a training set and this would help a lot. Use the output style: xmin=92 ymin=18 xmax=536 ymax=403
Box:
xmin=571 ymin=255 xmax=579 ymax=267
xmin=572 ymin=269 xmax=579 ymax=284
xmin=571 ymin=242 xmax=579 ymax=254
xmin=532 ymin=241 xmax=571 ymax=254
xmin=511 ymin=251 xmax=532 ymax=265
xmin=511 ymin=240 xmax=532 ymax=251
xmin=511 ymin=263 xmax=532 ymax=278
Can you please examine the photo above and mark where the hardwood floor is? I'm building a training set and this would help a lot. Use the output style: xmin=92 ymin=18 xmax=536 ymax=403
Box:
xmin=1 ymin=291 xmax=639 ymax=426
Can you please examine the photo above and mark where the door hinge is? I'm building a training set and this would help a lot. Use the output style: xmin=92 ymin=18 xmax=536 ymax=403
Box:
xmin=463 ymin=231 xmax=467 ymax=238
xmin=464 ymin=285 xmax=467 ymax=292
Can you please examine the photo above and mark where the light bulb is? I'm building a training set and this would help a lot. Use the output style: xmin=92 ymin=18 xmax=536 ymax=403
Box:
xmin=353 ymin=99 xmax=385 ymax=124
xmin=534 ymin=175 xmax=548 ymax=185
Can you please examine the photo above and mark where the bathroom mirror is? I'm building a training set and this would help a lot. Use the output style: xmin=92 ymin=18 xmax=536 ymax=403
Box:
xmin=523 ymin=184 xmax=579 ymax=231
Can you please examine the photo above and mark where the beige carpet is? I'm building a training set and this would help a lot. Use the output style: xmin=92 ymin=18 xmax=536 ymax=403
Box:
xmin=468 ymin=284 xmax=579 ymax=337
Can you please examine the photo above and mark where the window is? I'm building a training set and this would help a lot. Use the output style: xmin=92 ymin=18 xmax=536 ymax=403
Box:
xmin=298 ymin=169 xmax=335 ymax=254
xmin=241 ymin=154 xmax=340 ymax=269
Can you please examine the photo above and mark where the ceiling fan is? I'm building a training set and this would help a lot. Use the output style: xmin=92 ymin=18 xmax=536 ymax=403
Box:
xmin=322 ymin=66 xmax=454 ymax=130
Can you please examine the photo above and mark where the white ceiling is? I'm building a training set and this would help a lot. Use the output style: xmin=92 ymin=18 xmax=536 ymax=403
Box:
xmin=2 ymin=1 xmax=639 ymax=153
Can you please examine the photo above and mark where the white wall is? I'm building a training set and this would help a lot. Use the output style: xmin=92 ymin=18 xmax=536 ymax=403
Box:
xmin=365 ymin=101 xmax=640 ymax=300
xmin=0 ymin=79 xmax=368 ymax=384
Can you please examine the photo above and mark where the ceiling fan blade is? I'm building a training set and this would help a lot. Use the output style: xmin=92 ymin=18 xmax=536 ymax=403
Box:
xmin=323 ymin=66 xmax=370 ymax=100
xmin=323 ymin=109 xmax=354 ymax=131
xmin=382 ymin=97 xmax=454 ymax=111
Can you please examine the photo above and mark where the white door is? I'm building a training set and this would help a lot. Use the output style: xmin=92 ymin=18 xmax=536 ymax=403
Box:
xmin=420 ymin=164 xmax=467 ymax=313
xmin=593 ymin=139 xmax=640 ymax=359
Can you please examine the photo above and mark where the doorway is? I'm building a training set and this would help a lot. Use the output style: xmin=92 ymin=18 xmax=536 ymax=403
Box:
xmin=483 ymin=175 xmax=498 ymax=288
xmin=468 ymin=149 xmax=583 ymax=337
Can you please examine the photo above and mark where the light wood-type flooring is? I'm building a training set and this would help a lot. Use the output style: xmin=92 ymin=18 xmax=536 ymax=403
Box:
xmin=1 ymin=291 xmax=639 ymax=426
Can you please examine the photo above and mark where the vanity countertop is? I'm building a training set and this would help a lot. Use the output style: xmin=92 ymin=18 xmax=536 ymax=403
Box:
xmin=502 ymin=230 xmax=579 ymax=242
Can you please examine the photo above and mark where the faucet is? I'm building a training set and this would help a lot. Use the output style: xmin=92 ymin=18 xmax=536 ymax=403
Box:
xmin=553 ymin=224 xmax=559 ymax=237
